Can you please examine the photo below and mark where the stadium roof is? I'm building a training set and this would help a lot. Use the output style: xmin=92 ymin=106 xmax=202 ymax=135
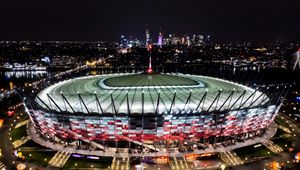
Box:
xmin=36 ymin=73 xmax=269 ymax=114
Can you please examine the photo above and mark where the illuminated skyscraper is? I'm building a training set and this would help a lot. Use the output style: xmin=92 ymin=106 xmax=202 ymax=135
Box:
xmin=206 ymin=35 xmax=211 ymax=44
xmin=120 ymin=35 xmax=127 ymax=47
xmin=145 ymin=25 xmax=150 ymax=47
xmin=157 ymin=30 xmax=163 ymax=47
xmin=192 ymin=34 xmax=204 ymax=46
xmin=186 ymin=36 xmax=191 ymax=46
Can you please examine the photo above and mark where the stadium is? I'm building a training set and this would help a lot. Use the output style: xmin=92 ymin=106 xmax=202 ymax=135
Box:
xmin=22 ymin=71 xmax=283 ymax=155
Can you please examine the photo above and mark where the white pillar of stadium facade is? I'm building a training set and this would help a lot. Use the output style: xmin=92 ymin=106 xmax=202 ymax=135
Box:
xmin=126 ymin=91 xmax=131 ymax=153
xmin=61 ymin=93 xmax=76 ymax=113
xmin=142 ymin=89 xmax=144 ymax=156
xmin=47 ymin=94 xmax=63 ymax=112
xmin=94 ymin=91 xmax=104 ymax=114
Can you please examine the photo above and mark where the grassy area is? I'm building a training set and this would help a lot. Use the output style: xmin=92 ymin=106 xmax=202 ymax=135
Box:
xmin=271 ymin=137 xmax=293 ymax=151
xmin=19 ymin=140 xmax=41 ymax=148
xmin=273 ymin=128 xmax=289 ymax=138
xmin=275 ymin=117 xmax=290 ymax=127
xmin=19 ymin=139 xmax=52 ymax=151
xmin=103 ymin=74 xmax=199 ymax=87
xmin=272 ymin=116 xmax=293 ymax=151
xmin=63 ymin=156 xmax=112 ymax=169
xmin=16 ymin=139 xmax=56 ymax=166
xmin=11 ymin=124 xmax=27 ymax=141
xmin=19 ymin=140 xmax=112 ymax=169
xmin=21 ymin=150 xmax=57 ymax=166
xmin=234 ymin=144 xmax=274 ymax=160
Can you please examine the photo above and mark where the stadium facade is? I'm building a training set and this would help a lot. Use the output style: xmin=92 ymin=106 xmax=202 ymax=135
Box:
xmin=22 ymin=73 xmax=287 ymax=153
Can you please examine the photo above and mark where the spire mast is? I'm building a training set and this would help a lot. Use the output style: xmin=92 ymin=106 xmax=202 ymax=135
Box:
xmin=147 ymin=44 xmax=153 ymax=73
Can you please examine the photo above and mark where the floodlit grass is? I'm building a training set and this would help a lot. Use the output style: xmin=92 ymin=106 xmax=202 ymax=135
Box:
xmin=234 ymin=144 xmax=274 ymax=160
xmin=63 ymin=156 xmax=112 ymax=169
xmin=104 ymin=74 xmax=199 ymax=87
xmin=11 ymin=125 xmax=27 ymax=141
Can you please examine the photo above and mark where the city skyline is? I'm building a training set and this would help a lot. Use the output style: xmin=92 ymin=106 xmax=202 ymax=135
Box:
xmin=0 ymin=0 xmax=299 ymax=43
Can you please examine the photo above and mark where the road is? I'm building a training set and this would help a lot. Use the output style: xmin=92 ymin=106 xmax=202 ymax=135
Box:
xmin=0 ymin=124 xmax=18 ymax=169
xmin=0 ymin=110 xmax=57 ymax=170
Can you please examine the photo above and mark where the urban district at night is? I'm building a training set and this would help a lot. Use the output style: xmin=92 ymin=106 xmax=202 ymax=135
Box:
xmin=0 ymin=0 xmax=300 ymax=170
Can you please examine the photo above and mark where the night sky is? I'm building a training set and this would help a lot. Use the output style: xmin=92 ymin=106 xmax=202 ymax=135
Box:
xmin=0 ymin=0 xmax=299 ymax=43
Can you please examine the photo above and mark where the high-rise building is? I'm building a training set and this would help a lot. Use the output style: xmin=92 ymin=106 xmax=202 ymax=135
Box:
xmin=160 ymin=33 xmax=206 ymax=46
xmin=120 ymin=35 xmax=128 ymax=47
xmin=145 ymin=25 xmax=150 ymax=47
xmin=120 ymin=35 xmax=142 ymax=48
xmin=157 ymin=31 xmax=163 ymax=47
xmin=206 ymin=35 xmax=211 ymax=44
xmin=186 ymin=36 xmax=191 ymax=46
xmin=192 ymin=34 xmax=204 ymax=46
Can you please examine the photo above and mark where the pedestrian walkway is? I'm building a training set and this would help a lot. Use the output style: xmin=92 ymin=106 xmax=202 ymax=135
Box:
xmin=14 ymin=119 xmax=29 ymax=129
xmin=12 ymin=136 xmax=31 ymax=148
xmin=261 ymin=140 xmax=283 ymax=154
xmin=48 ymin=151 xmax=70 ymax=168
xmin=81 ymin=139 xmax=105 ymax=150
xmin=169 ymin=156 xmax=190 ymax=170
xmin=220 ymin=151 xmax=244 ymax=166
xmin=110 ymin=156 xmax=130 ymax=170
xmin=121 ymin=136 xmax=160 ymax=152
